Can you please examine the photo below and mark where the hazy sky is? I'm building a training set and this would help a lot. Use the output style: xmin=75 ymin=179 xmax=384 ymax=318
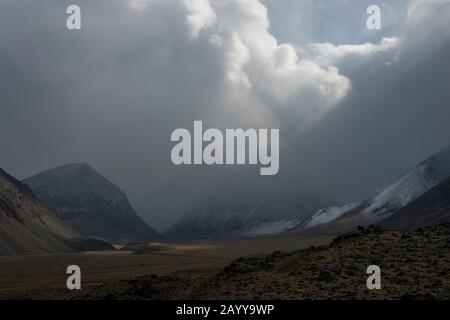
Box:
xmin=1 ymin=0 xmax=450 ymax=231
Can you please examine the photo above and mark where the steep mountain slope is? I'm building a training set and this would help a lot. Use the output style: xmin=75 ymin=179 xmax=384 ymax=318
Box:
xmin=24 ymin=164 xmax=159 ymax=243
xmin=359 ymin=145 xmax=450 ymax=219
xmin=0 ymin=167 xmax=78 ymax=255
xmin=380 ymin=176 xmax=450 ymax=229
xmin=299 ymin=203 xmax=360 ymax=230
xmin=358 ymin=147 xmax=450 ymax=220
xmin=300 ymin=145 xmax=450 ymax=233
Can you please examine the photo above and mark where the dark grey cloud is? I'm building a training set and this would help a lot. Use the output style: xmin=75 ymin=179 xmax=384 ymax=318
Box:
xmin=1 ymin=0 xmax=449 ymax=231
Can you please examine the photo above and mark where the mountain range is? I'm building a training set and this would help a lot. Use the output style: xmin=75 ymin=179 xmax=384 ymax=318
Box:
xmin=298 ymin=145 xmax=450 ymax=234
xmin=164 ymin=195 xmax=325 ymax=241
xmin=2 ymin=143 xmax=449 ymax=251
xmin=167 ymin=144 xmax=450 ymax=240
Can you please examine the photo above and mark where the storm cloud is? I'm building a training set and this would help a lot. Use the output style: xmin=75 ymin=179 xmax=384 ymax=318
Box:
xmin=1 ymin=0 xmax=450 ymax=231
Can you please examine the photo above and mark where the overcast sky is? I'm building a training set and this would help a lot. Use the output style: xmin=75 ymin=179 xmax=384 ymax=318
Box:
xmin=1 ymin=0 xmax=450 ymax=231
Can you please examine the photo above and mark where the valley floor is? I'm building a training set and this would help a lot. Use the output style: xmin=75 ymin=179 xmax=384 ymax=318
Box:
xmin=1 ymin=224 xmax=449 ymax=300
xmin=0 ymin=232 xmax=332 ymax=299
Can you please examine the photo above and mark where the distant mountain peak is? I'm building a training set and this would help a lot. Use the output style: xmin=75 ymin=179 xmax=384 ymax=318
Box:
xmin=58 ymin=162 xmax=93 ymax=173
xmin=24 ymin=164 xmax=160 ymax=243
xmin=27 ymin=163 xmax=103 ymax=181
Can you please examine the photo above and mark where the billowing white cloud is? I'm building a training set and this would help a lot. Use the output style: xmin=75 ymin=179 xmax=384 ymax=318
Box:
xmin=127 ymin=0 xmax=351 ymax=129
xmin=406 ymin=0 xmax=450 ymax=36
xmin=181 ymin=0 xmax=217 ymax=39
xmin=290 ymin=0 xmax=450 ymax=77
xmin=2 ymin=0 xmax=450 ymax=230
xmin=307 ymin=37 xmax=401 ymax=68
xmin=399 ymin=0 xmax=450 ymax=58
xmin=124 ymin=0 xmax=449 ymax=131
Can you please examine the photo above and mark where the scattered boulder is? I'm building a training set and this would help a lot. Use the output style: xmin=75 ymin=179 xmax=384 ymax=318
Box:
xmin=318 ymin=269 xmax=336 ymax=281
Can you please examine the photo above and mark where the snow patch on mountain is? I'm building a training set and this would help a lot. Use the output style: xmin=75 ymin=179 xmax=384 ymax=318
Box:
xmin=361 ymin=146 xmax=450 ymax=219
xmin=239 ymin=219 xmax=300 ymax=237
xmin=303 ymin=202 xmax=360 ymax=229
xmin=295 ymin=146 xmax=450 ymax=231
xmin=164 ymin=198 xmax=322 ymax=240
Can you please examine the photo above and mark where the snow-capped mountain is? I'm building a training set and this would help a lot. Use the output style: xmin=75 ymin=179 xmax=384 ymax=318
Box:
xmin=24 ymin=163 xmax=160 ymax=243
xmin=299 ymin=145 xmax=450 ymax=231
xmin=380 ymin=175 xmax=450 ymax=229
xmin=359 ymin=145 xmax=450 ymax=220
xmin=168 ymin=145 xmax=450 ymax=239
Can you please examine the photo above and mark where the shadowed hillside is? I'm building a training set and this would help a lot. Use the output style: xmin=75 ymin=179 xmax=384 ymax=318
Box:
xmin=25 ymin=164 xmax=160 ymax=243
xmin=81 ymin=223 xmax=450 ymax=300
xmin=0 ymin=167 xmax=78 ymax=255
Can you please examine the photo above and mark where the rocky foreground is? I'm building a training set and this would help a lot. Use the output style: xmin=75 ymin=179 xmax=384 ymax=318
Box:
xmin=82 ymin=223 xmax=450 ymax=300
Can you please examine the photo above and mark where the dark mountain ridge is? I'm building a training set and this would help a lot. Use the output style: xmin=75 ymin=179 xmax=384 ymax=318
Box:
xmin=24 ymin=163 xmax=160 ymax=243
